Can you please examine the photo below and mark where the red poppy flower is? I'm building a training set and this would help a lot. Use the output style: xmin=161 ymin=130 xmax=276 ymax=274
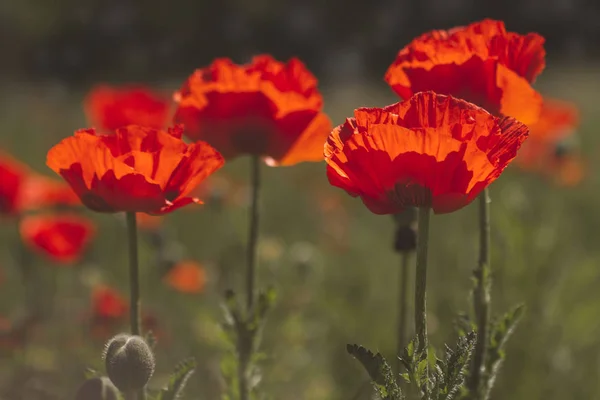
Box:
xmin=325 ymin=92 xmax=529 ymax=215
xmin=516 ymin=98 xmax=579 ymax=170
xmin=46 ymin=125 xmax=224 ymax=214
xmin=90 ymin=285 xmax=128 ymax=338
xmin=92 ymin=285 xmax=128 ymax=320
xmin=164 ymin=260 xmax=206 ymax=294
xmin=20 ymin=214 xmax=95 ymax=264
xmin=0 ymin=151 xmax=79 ymax=215
xmin=85 ymin=85 xmax=171 ymax=131
xmin=173 ymin=55 xmax=332 ymax=166
xmin=385 ymin=19 xmax=546 ymax=125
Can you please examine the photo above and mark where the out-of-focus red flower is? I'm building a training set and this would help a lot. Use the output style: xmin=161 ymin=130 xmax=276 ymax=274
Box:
xmin=174 ymin=55 xmax=332 ymax=166
xmin=46 ymin=125 xmax=224 ymax=214
xmin=551 ymin=155 xmax=585 ymax=187
xmin=92 ymin=285 xmax=128 ymax=319
xmin=325 ymin=92 xmax=529 ymax=215
xmin=164 ymin=260 xmax=206 ymax=294
xmin=385 ymin=19 xmax=546 ymax=125
xmin=0 ymin=151 xmax=79 ymax=216
xmin=515 ymin=98 xmax=582 ymax=175
xmin=85 ymin=85 xmax=171 ymax=131
xmin=19 ymin=214 xmax=95 ymax=264
xmin=90 ymin=285 xmax=128 ymax=338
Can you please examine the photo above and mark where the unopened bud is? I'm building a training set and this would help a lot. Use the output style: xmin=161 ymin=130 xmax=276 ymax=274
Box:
xmin=104 ymin=334 xmax=155 ymax=392
xmin=75 ymin=376 xmax=119 ymax=400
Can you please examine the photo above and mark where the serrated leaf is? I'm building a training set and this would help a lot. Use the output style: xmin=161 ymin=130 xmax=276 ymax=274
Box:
xmin=483 ymin=304 xmax=525 ymax=400
xmin=346 ymin=344 xmax=404 ymax=400
xmin=443 ymin=331 xmax=477 ymax=400
xmin=157 ymin=357 xmax=197 ymax=400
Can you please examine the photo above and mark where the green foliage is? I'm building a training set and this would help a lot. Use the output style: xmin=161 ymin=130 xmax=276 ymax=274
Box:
xmin=482 ymin=304 xmax=525 ymax=399
xmin=346 ymin=344 xmax=403 ymax=400
xmin=156 ymin=358 xmax=197 ymax=400
xmin=350 ymin=332 xmax=476 ymax=400
xmin=220 ymin=287 xmax=277 ymax=399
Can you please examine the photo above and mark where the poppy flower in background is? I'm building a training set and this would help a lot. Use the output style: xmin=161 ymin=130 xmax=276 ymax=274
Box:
xmin=90 ymin=285 xmax=128 ymax=338
xmin=515 ymin=98 xmax=585 ymax=185
xmin=19 ymin=214 xmax=96 ymax=264
xmin=385 ymin=19 xmax=546 ymax=125
xmin=85 ymin=85 xmax=171 ymax=131
xmin=164 ymin=260 xmax=206 ymax=294
xmin=325 ymin=92 xmax=529 ymax=215
xmin=46 ymin=125 xmax=224 ymax=214
xmin=0 ymin=151 xmax=79 ymax=216
xmin=173 ymin=55 xmax=332 ymax=166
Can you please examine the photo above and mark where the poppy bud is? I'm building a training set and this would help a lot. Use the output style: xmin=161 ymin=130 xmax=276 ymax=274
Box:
xmin=104 ymin=334 xmax=155 ymax=392
xmin=75 ymin=376 xmax=119 ymax=400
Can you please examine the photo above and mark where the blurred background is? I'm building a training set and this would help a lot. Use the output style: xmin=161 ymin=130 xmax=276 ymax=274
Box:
xmin=1 ymin=1 xmax=600 ymax=399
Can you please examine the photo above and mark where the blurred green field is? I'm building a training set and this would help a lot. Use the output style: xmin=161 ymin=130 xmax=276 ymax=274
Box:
xmin=0 ymin=63 xmax=599 ymax=400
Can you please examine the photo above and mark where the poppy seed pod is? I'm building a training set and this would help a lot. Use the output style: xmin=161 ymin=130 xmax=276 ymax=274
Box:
xmin=75 ymin=376 xmax=119 ymax=400
xmin=104 ymin=334 xmax=155 ymax=392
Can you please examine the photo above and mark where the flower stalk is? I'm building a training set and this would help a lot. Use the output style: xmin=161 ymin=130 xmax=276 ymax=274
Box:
xmin=126 ymin=212 xmax=146 ymax=400
xmin=415 ymin=207 xmax=430 ymax=359
xmin=469 ymin=188 xmax=491 ymax=396
xmin=397 ymin=251 xmax=411 ymax=370
xmin=238 ymin=155 xmax=262 ymax=400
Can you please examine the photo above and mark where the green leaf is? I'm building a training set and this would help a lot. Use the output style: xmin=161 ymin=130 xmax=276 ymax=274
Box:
xmin=484 ymin=304 xmax=525 ymax=400
xmin=157 ymin=357 xmax=197 ymax=400
xmin=442 ymin=331 xmax=477 ymax=400
xmin=346 ymin=344 xmax=404 ymax=400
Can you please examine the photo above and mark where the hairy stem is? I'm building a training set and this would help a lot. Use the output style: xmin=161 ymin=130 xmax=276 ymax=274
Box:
xmin=397 ymin=251 xmax=411 ymax=371
xmin=469 ymin=189 xmax=491 ymax=396
xmin=126 ymin=212 xmax=145 ymax=400
xmin=239 ymin=155 xmax=261 ymax=400
xmin=415 ymin=207 xmax=430 ymax=358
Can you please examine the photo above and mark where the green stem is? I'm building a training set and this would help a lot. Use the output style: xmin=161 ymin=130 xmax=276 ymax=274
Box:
xmin=126 ymin=212 xmax=141 ymax=336
xmin=239 ymin=155 xmax=261 ymax=400
xmin=126 ymin=212 xmax=146 ymax=400
xmin=397 ymin=251 xmax=411 ymax=371
xmin=469 ymin=189 xmax=491 ymax=396
xmin=246 ymin=155 xmax=261 ymax=311
xmin=415 ymin=207 xmax=430 ymax=358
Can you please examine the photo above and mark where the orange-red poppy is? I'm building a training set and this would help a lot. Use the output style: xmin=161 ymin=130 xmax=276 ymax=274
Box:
xmin=0 ymin=151 xmax=79 ymax=215
xmin=173 ymin=55 xmax=332 ymax=166
xmin=46 ymin=125 xmax=224 ymax=214
xmin=20 ymin=214 xmax=95 ymax=264
xmin=92 ymin=285 xmax=128 ymax=319
xmin=90 ymin=285 xmax=128 ymax=338
xmin=514 ymin=98 xmax=585 ymax=186
xmin=164 ymin=260 xmax=206 ymax=294
xmin=385 ymin=19 xmax=546 ymax=125
xmin=516 ymin=99 xmax=578 ymax=166
xmin=85 ymin=85 xmax=171 ymax=131
xmin=325 ymin=92 xmax=529 ymax=215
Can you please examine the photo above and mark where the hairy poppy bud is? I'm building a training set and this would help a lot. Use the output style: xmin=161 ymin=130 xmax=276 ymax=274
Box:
xmin=75 ymin=376 xmax=119 ymax=400
xmin=104 ymin=334 xmax=155 ymax=392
